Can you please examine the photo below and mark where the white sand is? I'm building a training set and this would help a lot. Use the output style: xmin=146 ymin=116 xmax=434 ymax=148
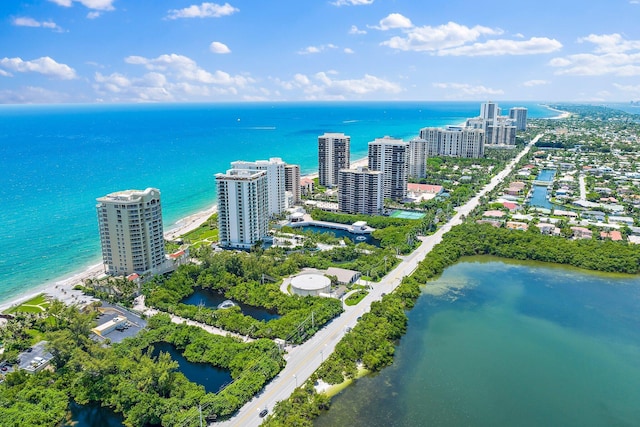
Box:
xmin=0 ymin=205 xmax=218 ymax=313
xmin=0 ymin=159 xmax=367 ymax=313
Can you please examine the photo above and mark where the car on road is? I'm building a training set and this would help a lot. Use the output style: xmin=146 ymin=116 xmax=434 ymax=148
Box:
xmin=259 ymin=409 xmax=268 ymax=418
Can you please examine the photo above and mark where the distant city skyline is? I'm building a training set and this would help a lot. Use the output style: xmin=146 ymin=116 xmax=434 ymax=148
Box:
xmin=2 ymin=0 xmax=640 ymax=103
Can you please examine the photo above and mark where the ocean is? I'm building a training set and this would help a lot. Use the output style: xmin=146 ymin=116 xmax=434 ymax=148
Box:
xmin=315 ymin=258 xmax=640 ymax=427
xmin=0 ymin=102 xmax=555 ymax=303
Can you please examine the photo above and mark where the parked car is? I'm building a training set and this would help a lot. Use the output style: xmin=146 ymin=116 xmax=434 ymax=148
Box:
xmin=259 ymin=409 xmax=268 ymax=418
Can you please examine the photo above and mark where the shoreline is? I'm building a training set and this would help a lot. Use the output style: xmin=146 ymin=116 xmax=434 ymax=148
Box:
xmin=541 ymin=104 xmax=571 ymax=119
xmin=0 ymin=159 xmax=355 ymax=313
xmin=0 ymin=204 xmax=219 ymax=314
xmin=0 ymin=108 xmax=542 ymax=313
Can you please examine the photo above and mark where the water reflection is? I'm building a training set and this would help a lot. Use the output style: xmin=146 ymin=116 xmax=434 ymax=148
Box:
xmin=297 ymin=225 xmax=380 ymax=247
xmin=62 ymin=402 xmax=124 ymax=427
xmin=182 ymin=288 xmax=280 ymax=321
xmin=150 ymin=342 xmax=232 ymax=394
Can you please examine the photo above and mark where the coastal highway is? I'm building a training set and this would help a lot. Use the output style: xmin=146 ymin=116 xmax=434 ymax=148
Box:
xmin=217 ymin=134 xmax=543 ymax=427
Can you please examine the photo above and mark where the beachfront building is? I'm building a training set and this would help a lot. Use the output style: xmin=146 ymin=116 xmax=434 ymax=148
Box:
xmin=368 ymin=136 xmax=408 ymax=202
xmin=509 ymin=107 xmax=528 ymax=131
xmin=232 ymin=157 xmax=286 ymax=216
xmin=284 ymin=163 xmax=301 ymax=205
xmin=338 ymin=167 xmax=383 ymax=215
xmin=417 ymin=127 xmax=485 ymax=162
xmin=318 ymin=133 xmax=350 ymax=187
xmin=466 ymin=101 xmax=517 ymax=145
xmin=96 ymin=188 xmax=166 ymax=277
xmin=216 ymin=169 xmax=269 ymax=249
xmin=407 ymin=137 xmax=429 ymax=179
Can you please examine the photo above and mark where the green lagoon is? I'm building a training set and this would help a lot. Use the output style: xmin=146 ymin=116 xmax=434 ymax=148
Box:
xmin=315 ymin=257 xmax=640 ymax=427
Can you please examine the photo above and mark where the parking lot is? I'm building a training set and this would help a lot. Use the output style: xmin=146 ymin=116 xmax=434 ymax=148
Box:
xmin=93 ymin=302 xmax=147 ymax=344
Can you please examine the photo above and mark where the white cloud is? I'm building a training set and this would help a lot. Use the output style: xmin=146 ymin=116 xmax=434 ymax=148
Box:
xmin=550 ymin=34 xmax=640 ymax=76
xmin=381 ymin=21 xmax=501 ymax=52
xmin=166 ymin=2 xmax=239 ymax=19
xmin=578 ymin=33 xmax=640 ymax=53
xmin=332 ymin=0 xmax=374 ymax=6
xmin=297 ymin=44 xmax=338 ymax=55
xmin=432 ymin=82 xmax=504 ymax=98
xmin=613 ymin=83 xmax=640 ymax=95
xmin=275 ymin=71 xmax=401 ymax=100
xmin=349 ymin=25 xmax=366 ymax=35
xmin=13 ymin=17 xmax=63 ymax=31
xmin=210 ymin=41 xmax=231 ymax=54
xmin=49 ymin=0 xmax=115 ymax=11
xmin=523 ymin=79 xmax=550 ymax=87
xmin=94 ymin=71 xmax=174 ymax=102
xmin=0 ymin=57 xmax=77 ymax=79
xmin=372 ymin=13 xmax=413 ymax=31
xmin=0 ymin=69 xmax=11 ymax=77
xmin=344 ymin=48 xmax=355 ymax=54
xmin=124 ymin=53 xmax=252 ymax=87
xmin=438 ymin=37 xmax=562 ymax=56
xmin=0 ymin=86 xmax=72 ymax=103
xmin=87 ymin=11 xmax=101 ymax=19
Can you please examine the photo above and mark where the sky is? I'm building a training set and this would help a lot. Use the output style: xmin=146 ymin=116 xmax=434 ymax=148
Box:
xmin=1 ymin=0 xmax=640 ymax=104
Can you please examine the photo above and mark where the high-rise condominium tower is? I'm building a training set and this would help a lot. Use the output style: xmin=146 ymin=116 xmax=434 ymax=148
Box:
xmin=509 ymin=107 xmax=528 ymax=131
xmin=96 ymin=188 xmax=165 ymax=276
xmin=216 ymin=169 xmax=269 ymax=249
xmin=338 ymin=167 xmax=383 ymax=215
xmin=368 ymin=136 xmax=408 ymax=202
xmin=284 ymin=163 xmax=301 ymax=205
xmin=318 ymin=133 xmax=350 ymax=187
xmin=231 ymin=157 xmax=286 ymax=216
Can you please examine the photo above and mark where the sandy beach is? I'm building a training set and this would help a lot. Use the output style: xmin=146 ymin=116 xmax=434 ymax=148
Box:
xmin=0 ymin=204 xmax=218 ymax=314
xmin=0 ymin=160 xmax=343 ymax=313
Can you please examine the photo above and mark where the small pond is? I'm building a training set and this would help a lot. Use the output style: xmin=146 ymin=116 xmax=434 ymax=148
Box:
xmin=297 ymin=225 xmax=380 ymax=247
xmin=182 ymin=288 xmax=281 ymax=321
xmin=150 ymin=342 xmax=233 ymax=394
xmin=62 ymin=402 xmax=124 ymax=427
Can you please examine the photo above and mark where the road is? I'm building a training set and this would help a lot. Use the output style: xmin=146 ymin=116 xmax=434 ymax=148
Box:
xmin=217 ymin=134 xmax=543 ymax=426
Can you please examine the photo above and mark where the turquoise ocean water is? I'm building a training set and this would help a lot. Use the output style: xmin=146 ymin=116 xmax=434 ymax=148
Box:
xmin=315 ymin=258 xmax=640 ymax=427
xmin=0 ymin=102 xmax=553 ymax=303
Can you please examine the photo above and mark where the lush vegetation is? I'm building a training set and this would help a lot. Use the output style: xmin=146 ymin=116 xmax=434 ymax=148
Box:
xmin=3 ymin=294 xmax=50 ymax=314
xmin=144 ymin=250 xmax=345 ymax=344
xmin=264 ymin=221 xmax=640 ymax=426
xmin=0 ymin=303 xmax=283 ymax=427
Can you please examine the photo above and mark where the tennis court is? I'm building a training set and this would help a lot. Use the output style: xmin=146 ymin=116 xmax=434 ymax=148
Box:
xmin=389 ymin=210 xmax=426 ymax=219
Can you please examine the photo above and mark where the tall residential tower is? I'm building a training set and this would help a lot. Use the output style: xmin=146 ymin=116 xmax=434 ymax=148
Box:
xmin=231 ymin=157 xmax=286 ymax=216
xmin=96 ymin=188 xmax=166 ymax=277
xmin=338 ymin=167 xmax=383 ymax=215
xmin=368 ymin=136 xmax=408 ymax=202
xmin=216 ymin=169 xmax=269 ymax=249
xmin=318 ymin=133 xmax=350 ymax=187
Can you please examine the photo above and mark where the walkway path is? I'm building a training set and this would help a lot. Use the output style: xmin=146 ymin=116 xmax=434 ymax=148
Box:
xmin=217 ymin=133 xmax=544 ymax=426
xmin=133 ymin=296 xmax=254 ymax=343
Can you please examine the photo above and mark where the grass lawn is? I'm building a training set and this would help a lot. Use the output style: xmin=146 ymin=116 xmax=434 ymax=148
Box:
xmin=345 ymin=290 xmax=368 ymax=306
xmin=3 ymin=294 xmax=50 ymax=314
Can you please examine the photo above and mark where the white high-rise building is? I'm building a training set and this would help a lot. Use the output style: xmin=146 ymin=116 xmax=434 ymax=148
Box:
xmin=216 ymin=169 xmax=269 ymax=249
xmin=408 ymin=137 xmax=429 ymax=179
xmin=338 ymin=167 xmax=383 ymax=215
xmin=368 ymin=136 xmax=408 ymax=202
xmin=481 ymin=101 xmax=499 ymax=121
xmin=284 ymin=164 xmax=301 ymax=205
xmin=418 ymin=127 xmax=485 ymax=160
xmin=232 ymin=157 xmax=286 ymax=216
xmin=466 ymin=102 xmax=517 ymax=145
xmin=96 ymin=188 xmax=166 ymax=276
xmin=509 ymin=107 xmax=528 ymax=131
xmin=318 ymin=133 xmax=350 ymax=187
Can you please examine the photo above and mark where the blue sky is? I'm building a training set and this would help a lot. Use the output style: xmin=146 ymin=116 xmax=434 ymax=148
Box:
xmin=1 ymin=0 xmax=640 ymax=103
